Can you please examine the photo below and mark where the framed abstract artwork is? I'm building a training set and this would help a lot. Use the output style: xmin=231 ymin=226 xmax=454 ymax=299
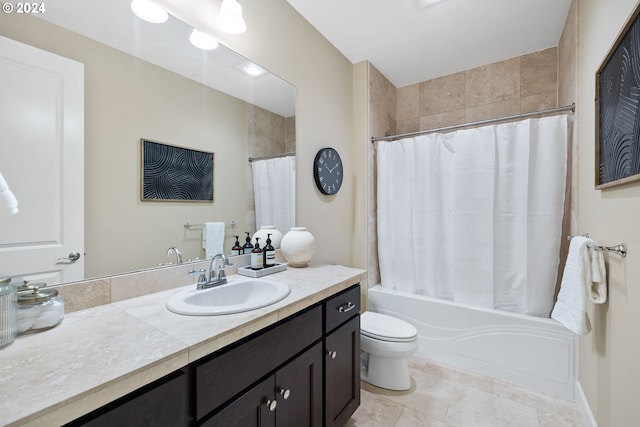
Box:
xmin=595 ymin=4 xmax=640 ymax=189
xmin=141 ymin=139 xmax=214 ymax=202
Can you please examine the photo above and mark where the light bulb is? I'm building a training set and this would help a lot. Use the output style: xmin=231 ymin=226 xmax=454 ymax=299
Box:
xmin=216 ymin=0 xmax=247 ymax=34
xmin=131 ymin=0 xmax=168 ymax=24
xmin=189 ymin=29 xmax=220 ymax=50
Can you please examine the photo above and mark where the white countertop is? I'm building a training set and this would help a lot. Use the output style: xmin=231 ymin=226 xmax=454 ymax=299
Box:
xmin=0 ymin=264 xmax=366 ymax=427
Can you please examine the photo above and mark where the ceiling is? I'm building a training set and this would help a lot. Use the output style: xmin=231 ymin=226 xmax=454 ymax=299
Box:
xmin=286 ymin=0 xmax=573 ymax=88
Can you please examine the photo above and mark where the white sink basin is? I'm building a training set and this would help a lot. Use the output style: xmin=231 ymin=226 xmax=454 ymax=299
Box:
xmin=166 ymin=278 xmax=291 ymax=316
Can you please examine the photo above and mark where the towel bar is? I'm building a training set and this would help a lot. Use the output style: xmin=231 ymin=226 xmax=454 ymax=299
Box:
xmin=567 ymin=234 xmax=627 ymax=258
xmin=184 ymin=221 xmax=237 ymax=229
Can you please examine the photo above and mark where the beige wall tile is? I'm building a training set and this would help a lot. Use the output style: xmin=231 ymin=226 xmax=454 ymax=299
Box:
xmin=521 ymin=92 xmax=558 ymax=113
xmin=397 ymin=117 xmax=420 ymax=135
xmin=521 ymin=47 xmax=558 ymax=98
xmin=465 ymin=99 xmax=520 ymax=122
xmin=55 ymin=278 xmax=111 ymax=313
xmin=466 ymin=58 xmax=520 ymax=108
xmin=397 ymin=84 xmax=419 ymax=121
xmin=420 ymin=109 xmax=466 ymax=131
xmin=370 ymin=64 xmax=396 ymax=119
xmin=419 ymin=72 xmax=466 ymax=116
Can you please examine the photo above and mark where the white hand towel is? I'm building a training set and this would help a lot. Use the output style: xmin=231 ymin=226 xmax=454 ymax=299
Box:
xmin=203 ymin=222 xmax=225 ymax=259
xmin=551 ymin=236 xmax=595 ymax=335
xmin=0 ymin=172 xmax=19 ymax=217
xmin=589 ymin=249 xmax=607 ymax=304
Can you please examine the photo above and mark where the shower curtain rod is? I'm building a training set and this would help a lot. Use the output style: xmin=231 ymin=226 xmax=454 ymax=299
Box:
xmin=371 ymin=103 xmax=575 ymax=143
xmin=248 ymin=152 xmax=296 ymax=162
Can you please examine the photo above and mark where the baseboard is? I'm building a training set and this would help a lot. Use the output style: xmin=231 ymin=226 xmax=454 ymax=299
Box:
xmin=576 ymin=381 xmax=598 ymax=427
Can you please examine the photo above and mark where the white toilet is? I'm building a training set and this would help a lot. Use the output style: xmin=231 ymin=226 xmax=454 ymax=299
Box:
xmin=360 ymin=311 xmax=418 ymax=391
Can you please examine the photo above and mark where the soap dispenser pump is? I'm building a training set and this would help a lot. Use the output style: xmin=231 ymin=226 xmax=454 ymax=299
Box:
xmin=231 ymin=235 xmax=243 ymax=256
xmin=242 ymin=232 xmax=253 ymax=254
xmin=251 ymin=238 xmax=263 ymax=270
xmin=263 ymin=233 xmax=275 ymax=268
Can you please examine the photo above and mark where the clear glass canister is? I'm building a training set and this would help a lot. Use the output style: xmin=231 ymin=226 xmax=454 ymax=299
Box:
xmin=0 ymin=276 xmax=17 ymax=348
xmin=17 ymin=283 xmax=64 ymax=334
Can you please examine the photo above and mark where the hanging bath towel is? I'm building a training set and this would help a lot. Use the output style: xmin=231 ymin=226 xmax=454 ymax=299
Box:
xmin=551 ymin=236 xmax=607 ymax=335
xmin=203 ymin=222 xmax=225 ymax=259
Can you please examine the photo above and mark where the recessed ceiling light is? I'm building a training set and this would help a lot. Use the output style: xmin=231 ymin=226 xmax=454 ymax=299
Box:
xmin=130 ymin=0 xmax=168 ymax=24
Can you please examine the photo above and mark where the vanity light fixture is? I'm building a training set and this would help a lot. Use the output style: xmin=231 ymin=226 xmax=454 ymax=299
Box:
xmin=130 ymin=0 xmax=168 ymax=23
xmin=216 ymin=0 xmax=247 ymax=34
xmin=189 ymin=29 xmax=220 ymax=50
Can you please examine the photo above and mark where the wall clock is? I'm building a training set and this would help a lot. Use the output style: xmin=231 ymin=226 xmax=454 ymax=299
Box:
xmin=313 ymin=147 xmax=343 ymax=195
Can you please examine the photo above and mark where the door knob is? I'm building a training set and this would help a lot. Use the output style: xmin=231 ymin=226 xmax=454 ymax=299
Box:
xmin=327 ymin=350 xmax=337 ymax=359
xmin=56 ymin=251 xmax=81 ymax=263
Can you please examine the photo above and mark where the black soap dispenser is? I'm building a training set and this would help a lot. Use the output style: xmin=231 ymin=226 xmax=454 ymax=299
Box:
xmin=251 ymin=238 xmax=263 ymax=270
xmin=231 ymin=235 xmax=243 ymax=256
xmin=263 ymin=233 xmax=275 ymax=268
xmin=242 ymin=232 xmax=253 ymax=254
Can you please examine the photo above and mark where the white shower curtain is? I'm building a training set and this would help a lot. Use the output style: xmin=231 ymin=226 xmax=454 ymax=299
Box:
xmin=251 ymin=156 xmax=296 ymax=234
xmin=377 ymin=115 xmax=568 ymax=317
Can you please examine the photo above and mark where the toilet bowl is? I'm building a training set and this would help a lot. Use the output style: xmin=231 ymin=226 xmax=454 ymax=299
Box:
xmin=360 ymin=311 xmax=418 ymax=391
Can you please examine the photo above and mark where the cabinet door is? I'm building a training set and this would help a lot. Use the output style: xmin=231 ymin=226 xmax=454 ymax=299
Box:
xmin=325 ymin=315 xmax=360 ymax=427
xmin=274 ymin=342 xmax=323 ymax=427
xmin=201 ymin=376 xmax=276 ymax=427
xmin=65 ymin=370 xmax=188 ymax=427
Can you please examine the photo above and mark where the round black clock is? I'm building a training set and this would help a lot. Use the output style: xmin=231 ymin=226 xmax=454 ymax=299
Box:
xmin=313 ymin=147 xmax=343 ymax=195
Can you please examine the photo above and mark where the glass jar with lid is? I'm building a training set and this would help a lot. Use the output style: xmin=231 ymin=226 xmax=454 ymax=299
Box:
xmin=16 ymin=281 xmax=64 ymax=334
xmin=0 ymin=276 xmax=17 ymax=348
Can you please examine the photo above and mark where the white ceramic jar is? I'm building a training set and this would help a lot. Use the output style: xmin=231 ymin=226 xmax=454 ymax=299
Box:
xmin=252 ymin=225 xmax=283 ymax=249
xmin=280 ymin=227 xmax=316 ymax=268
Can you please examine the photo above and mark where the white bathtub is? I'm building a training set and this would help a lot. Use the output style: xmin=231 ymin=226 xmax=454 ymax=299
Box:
xmin=367 ymin=285 xmax=577 ymax=399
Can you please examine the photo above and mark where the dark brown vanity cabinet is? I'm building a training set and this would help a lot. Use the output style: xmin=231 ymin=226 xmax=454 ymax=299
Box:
xmin=202 ymin=342 xmax=323 ymax=427
xmin=65 ymin=284 xmax=361 ymax=427
xmin=324 ymin=286 xmax=361 ymax=427
xmin=64 ymin=369 xmax=189 ymax=427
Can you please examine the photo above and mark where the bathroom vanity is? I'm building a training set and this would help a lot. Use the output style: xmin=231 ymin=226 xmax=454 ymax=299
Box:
xmin=0 ymin=264 xmax=365 ymax=427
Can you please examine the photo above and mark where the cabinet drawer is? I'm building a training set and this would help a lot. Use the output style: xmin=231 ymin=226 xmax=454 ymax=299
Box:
xmin=195 ymin=305 xmax=322 ymax=420
xmin=325 ymin=285 xmax=360 ymax=334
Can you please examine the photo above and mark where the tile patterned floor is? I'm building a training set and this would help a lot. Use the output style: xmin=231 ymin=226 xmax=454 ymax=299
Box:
xmin=347 ymin=356 xmax=585 ymax=427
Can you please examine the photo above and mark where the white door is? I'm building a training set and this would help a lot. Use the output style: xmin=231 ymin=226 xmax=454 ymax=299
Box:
xmin=0 ymin=35 xmax=84 ymax=285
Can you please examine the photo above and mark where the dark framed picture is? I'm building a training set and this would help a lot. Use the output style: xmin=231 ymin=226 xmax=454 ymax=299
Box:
xmin=141 ymin=139 xmax=214 ymax=202
xmin=595 ymin=4 xmax=640 ymax=189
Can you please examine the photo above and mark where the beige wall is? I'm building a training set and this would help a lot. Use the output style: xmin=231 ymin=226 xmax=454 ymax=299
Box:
xmin=578 ymin=0 xmax=640 ymax=425
xmin=166 ymin=0 xmax=356 ymax=267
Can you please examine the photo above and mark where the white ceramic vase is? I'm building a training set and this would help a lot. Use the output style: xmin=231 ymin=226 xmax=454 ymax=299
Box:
xmin=252 ymin=226 xmax=283 ymax=249
xmin=280 ymin=227 xmax=316 ymax=268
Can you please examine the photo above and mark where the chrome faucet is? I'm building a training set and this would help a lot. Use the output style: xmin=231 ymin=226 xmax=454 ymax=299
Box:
xmin=199 ymin=253 xmax=232 ymax=290
xmin=166 ymin=247 xmax=183 ymax=265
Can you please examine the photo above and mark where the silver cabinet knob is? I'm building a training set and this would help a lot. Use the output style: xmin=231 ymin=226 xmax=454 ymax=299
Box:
xmin=327 ymin=350 xmax=337 ymax=359
xmin=278 ymin=387 xmax=291 ymax=400
xmin=265 ymin=399 xmax=277 ymax=412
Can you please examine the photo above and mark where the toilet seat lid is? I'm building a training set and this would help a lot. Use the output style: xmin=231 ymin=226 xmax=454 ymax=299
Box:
xmin=361 ymin=311 xmax=417 ymax=342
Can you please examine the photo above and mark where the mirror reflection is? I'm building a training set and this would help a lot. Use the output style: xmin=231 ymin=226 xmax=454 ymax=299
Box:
xmin=0 ymin=0 xmax=296 ymax=285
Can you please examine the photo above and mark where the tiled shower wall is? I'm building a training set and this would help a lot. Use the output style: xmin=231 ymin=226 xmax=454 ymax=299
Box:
xmin=245 ymin=105 xmax=296 ymax=232
xmin=396 ymin=47 xmax=558 ymax=135
xmin=368 ymin=47 xmax=561 ymax=288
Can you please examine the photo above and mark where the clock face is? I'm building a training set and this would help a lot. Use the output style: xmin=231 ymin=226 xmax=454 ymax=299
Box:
xmin=313 ymin=147 xmax=343 ymax=195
